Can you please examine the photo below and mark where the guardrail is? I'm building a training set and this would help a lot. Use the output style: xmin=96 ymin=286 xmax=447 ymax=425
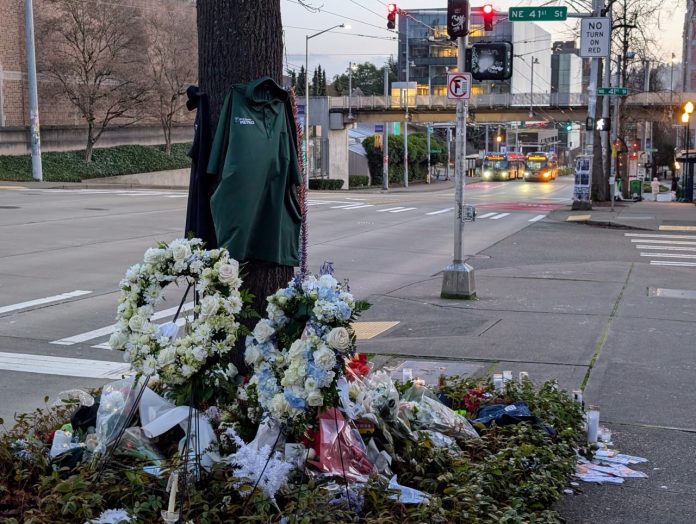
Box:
xmin=328 ymin=91 xmax=690 ymax=111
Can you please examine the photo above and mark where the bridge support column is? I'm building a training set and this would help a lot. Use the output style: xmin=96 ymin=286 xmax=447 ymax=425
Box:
xmin=328 ymin=127 xmax=349 ymax=190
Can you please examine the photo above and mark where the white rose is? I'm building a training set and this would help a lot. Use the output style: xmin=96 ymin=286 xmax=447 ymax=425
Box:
xmin=288 ymin=339 xmax=307 ymax=359
xmin=253 ymin=320 xmax=276 ymax=343
xmin=144 ymin=248 xmax=165 ymax=265
xmin=157 ymin=347 xmax=176 ymax=367
xmin=313 ymin=346 xmax=337 ymax=371
xmin=218 ymin=261 xmax=240 ymax=284
xmin=127 ymin=314 xmax=146 ymax=333
xmin=245 ymin=344 xmax=262 ymax=366
xmin=326 ymin=327 xmax=351 ymax=351
xmin=171 ymin=242 xmax=192 ymax=263
xmin=304 ymin=377 xmax=319 ymax=391
xmin=270 ymin=393 xmax=291 ymax=417
xmin=199 ymin=295 xmax=220 ymax=319
xmin=306 ymin=390 xmax=324 ymax=407
xmin=109 ymin=330 xmax=128 ymax=350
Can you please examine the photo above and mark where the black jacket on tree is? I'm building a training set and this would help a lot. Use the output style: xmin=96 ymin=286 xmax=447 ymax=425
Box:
xmin=184 ymin=85 xmax=218 ymax=249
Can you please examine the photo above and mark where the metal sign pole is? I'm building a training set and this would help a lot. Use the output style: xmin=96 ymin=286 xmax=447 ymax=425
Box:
xmin=441 ymin=27 xmax=476 ymax=299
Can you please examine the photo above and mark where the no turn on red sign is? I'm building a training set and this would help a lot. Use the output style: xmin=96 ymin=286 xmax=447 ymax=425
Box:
xmin=447 ymin=72 xmax=472 ymax=100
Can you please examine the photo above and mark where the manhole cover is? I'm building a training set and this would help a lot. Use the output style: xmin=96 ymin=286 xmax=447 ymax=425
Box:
xmin=0 ymin=206 xmax=20 ymax=209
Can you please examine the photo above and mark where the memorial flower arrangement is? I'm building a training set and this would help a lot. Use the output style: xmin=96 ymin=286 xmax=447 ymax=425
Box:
xmin=108 ymin=238 xmax=247 ymax=399
xmin=245 ymin=271 xmax=370 ymax=434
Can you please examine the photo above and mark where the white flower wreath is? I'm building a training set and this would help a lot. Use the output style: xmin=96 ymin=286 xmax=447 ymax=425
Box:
xmin=109 ymin=238 xmax=244 ymax=388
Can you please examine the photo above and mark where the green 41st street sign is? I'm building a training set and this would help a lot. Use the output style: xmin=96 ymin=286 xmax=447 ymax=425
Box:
xmin=597 ymin=87 xmax=629 ymax=96
xmin=508 ymin=6 xmax=568 ymax=21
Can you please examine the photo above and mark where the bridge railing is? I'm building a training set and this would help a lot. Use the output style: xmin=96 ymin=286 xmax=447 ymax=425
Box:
xmin=328 ymin=91 xmax=691 ymax=111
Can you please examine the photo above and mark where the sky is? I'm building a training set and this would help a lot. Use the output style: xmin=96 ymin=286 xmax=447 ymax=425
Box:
xmin=281 ymin=0 xmax=687 ymax=80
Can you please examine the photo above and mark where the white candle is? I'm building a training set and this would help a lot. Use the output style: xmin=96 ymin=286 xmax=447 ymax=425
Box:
xmin=586 ymin=406 xmax=600 ymax=443
xmin=167 ymin=471 xmax=179 ymax=514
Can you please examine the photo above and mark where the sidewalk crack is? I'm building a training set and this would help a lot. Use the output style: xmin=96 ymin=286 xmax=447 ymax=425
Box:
xmin=581 ymin=263 xmax=634 ymax=390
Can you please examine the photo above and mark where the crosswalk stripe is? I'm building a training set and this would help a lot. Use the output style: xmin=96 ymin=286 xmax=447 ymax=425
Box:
xmin=529 ymin=214 xmax=546 ymax=222
xmin=640 ymin=253 xmax=696 ymax=259
xmin=50 ymin=302 xmax=194 ymax=346
xmin=330 ymin=204 xmax=364 ymax=209
xmin=389 ymin=207 xmax=417 ymax=213
xmin=340 ymin=204 xmax=374 ymax=210
xmin=649 ymin=260 xmax=696 ymax=267
xmin=0 ymin=351 xmax=130 ymax=379
xmin=625 ymin=233 xmax=696 ymax=240
xmin=636 ymin=245 xmax=696 ymax=251
xmin=630 ymin=239 xmax=696 ymax=246
xmin=91 ymin=315 xmax=192 ymax=349
xmin=0 ymin=290 xmax=92 ymax=315
xmin=490 ymin=213 xmax=510 ymax=220
xmin=477 ymin=212 xmax=497 ymax=219
xmin=376 ymin=207 xmax=405 ymax=212
xmin=426 ymin=208 xmax=453 ymax=216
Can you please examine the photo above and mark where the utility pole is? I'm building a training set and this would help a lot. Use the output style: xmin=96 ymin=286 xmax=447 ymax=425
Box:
xmin=404 ymin=15 xmax=409 ymax=188
xmin=383 ymin=65 xmax=389 ymax=191
xmin=441 ymin=2 xmax=475 ymax=300
xmin=426 ymin=124 xmax=431 ymax=183
xmin=529 ymin=57 xmax=539 ymax=118
xmin=602 ymin=2 xmax=613 ymax=210
xmin=25 ymin=0 xmax=42 ymax=181
xmin=348 ymin=61 xmax=353 ymax=119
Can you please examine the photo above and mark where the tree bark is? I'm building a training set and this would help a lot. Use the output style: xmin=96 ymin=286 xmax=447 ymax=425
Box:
xmin=197 ymin=0 xmax=292 ymax=374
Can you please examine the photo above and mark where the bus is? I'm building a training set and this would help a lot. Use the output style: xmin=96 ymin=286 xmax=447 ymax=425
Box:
xmin=481 ymin=153 xmax=525 ymax=181
xmin=524 ymin=152 xmax=558 ymax=182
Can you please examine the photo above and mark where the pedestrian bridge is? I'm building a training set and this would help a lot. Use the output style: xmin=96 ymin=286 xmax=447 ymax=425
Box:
xmin=328 ymin=92 xmax=692 ymax=124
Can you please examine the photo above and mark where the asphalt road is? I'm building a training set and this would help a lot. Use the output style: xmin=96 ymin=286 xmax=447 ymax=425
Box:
xmin=0 ymin=177 xmax=573 ymax=422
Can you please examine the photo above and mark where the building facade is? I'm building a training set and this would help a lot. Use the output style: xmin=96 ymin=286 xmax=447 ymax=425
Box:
xmin=396 ymin=8 xmax=552 ymax=98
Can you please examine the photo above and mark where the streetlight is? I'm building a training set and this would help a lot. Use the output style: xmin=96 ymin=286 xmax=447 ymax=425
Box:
xmin=305 ymin=23 xmax=346 ymax=188
xmin=348 ymin=61 xmax=357 ymax=119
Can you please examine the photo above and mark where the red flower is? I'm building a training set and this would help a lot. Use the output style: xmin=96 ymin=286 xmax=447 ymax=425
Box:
xmin=346 ymin=353 xmax=370 ymax=380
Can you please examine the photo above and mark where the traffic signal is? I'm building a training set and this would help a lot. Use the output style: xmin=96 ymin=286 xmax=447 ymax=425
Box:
xmin=387 ymin=3 xmax=397 ymax=29
xmin=596 ymin=117 xmax=610 ymax=131
xmin=482 ymin=4 xmax=494 ymax=31
xmin=565 ymin=121 xmax=572 ymax=132
xmin=466 ymin=42 xmax=513 ymax=80
xmin=447 ymin=0 xmax=469 ymax=39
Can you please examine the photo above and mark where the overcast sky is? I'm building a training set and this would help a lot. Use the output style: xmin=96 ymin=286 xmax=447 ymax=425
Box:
xmin=281 ymin=0 xmax=686 ymax=80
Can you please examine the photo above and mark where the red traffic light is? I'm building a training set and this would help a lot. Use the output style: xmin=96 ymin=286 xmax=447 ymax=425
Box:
xmin=387 ymin=3 xmax=397 ymax=29
xmin=482 ymin=4 xmax=494 ymax=31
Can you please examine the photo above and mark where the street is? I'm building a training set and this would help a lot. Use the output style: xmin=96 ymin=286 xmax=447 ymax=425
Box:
xmin=0 ymin=178 xmax=571 ymax=422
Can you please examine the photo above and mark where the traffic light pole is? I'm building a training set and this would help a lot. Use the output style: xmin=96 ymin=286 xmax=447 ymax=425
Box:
xmin=441 ymin=31 xmax=476 ymax=299
xmin=602 ymin=2 xmax=613 ymax=212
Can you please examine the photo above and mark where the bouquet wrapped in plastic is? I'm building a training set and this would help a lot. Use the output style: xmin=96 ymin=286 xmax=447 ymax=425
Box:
xmin=309 ymin=408 xmax=375 ymax=482
xmin=401 ymin=383 xmax=478 ymax=440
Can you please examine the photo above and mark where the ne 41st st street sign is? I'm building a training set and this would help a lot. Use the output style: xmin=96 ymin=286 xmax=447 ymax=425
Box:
xmin=597 ymin=87 xmax=629 ymax=96
xmin=508 ymin=6 xmax=568 ymax=21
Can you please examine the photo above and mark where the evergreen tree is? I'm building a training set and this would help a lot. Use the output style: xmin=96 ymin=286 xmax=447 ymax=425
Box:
xmin=320 ymin=68 xmax=327 ymax=95
xmin=311 ymin=67 xmax=319 ymax=96
xmin=296 ymin=65 xmax=306 ymax=95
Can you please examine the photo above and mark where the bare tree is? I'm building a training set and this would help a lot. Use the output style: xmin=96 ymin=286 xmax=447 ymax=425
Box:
xmin=145 ymin=5 xmax=197 ymax=155
xmin=38 ymin=0 xmax=149 ymax=161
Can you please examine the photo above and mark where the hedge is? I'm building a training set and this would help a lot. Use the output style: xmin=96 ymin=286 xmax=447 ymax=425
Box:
xmin=309 ymin=178 xmax=345 ymax=190
xmin=349 ymin=175 xmax=369 ymax=188
xmin=0 ymin=143 xmax=192 ymax=183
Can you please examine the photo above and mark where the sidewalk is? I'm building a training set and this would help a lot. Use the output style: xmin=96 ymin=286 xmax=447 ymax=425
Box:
xmin=360 ymin=200 xmax=696 ymax=523
xmin=551 ymin=199 xmax=696 ymax=231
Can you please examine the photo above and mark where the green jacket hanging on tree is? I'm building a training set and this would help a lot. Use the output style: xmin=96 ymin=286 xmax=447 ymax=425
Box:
xmin=207 ymin=76 xmax=302 ymax=267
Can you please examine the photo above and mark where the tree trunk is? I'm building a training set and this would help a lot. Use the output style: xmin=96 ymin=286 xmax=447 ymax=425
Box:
xmin=164 ymin=121 xmax=172 ymax=156
xmin=85 ymin=122 xmax=95 ymax=162
xmin=197 ymin=0 xmax=292 ymax=375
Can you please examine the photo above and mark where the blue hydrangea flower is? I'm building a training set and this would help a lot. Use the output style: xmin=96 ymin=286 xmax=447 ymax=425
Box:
xmin=284 ymin=391 xmax=307 ymax=409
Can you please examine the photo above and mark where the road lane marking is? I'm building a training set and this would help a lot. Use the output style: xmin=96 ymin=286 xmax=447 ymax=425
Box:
xmin=490 ymin=213 xmax=510 ymax=220
xmin=625 ymin=233 xmax=696 ymax=240
xmin=630 ymin=239 xmax=696 ymax=246
xmin=636 ymin=245 xmax=696 ymax=251
xmin=91 ymin=315 xmax=192 ymax=349
xmin=0 ymin=351 xmax=131 ymax=379
xmin=50 ymin=302 xmax=194 ymax=346
xmin=330 ymin=204 xmax=366 ymax=209
xmin=640 ymin=253 xmax=696 ymax=259
xmin=649 ymin=261 xmax=696 ymax=267
xmin=376 ymin=207 xmax=406 ymax=212
xmin=477 ymin=212 xmax=497 ymax=219
xmin=529 ymin=214 xmax=546 ymax=222
xmin=0 ymin=290 xmax=92 ymax=315
xmin=659 ymin=225 xmax=696 ymax=232
xmin=388 ymin=207 xmax=417 ymax=213
xmin=426 ymin=208 xmax=453 ymax=216
xmin=340 ymin=204 xmax=374 ymax=210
